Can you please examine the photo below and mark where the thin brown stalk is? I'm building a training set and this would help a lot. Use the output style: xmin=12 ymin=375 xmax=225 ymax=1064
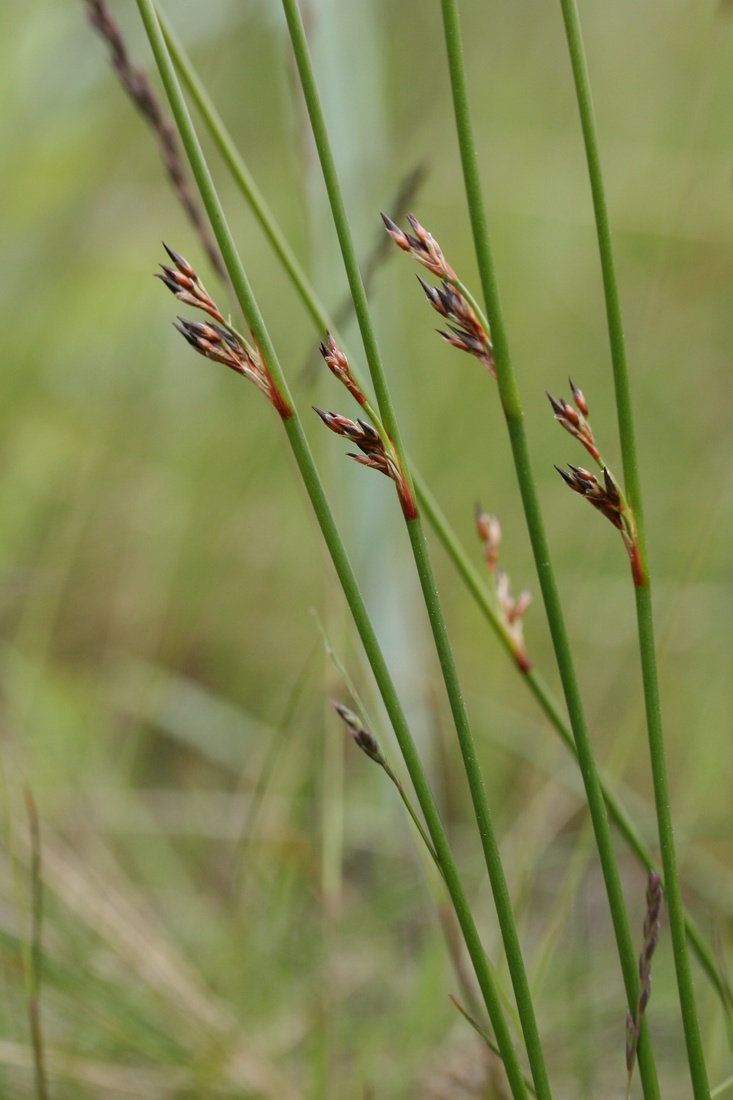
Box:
xmin=83 ymin=0 xmax=225 ymax=279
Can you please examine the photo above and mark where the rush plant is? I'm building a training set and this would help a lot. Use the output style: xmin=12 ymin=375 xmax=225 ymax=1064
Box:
xmin=69 ymin=1 xmax=732 ymax=1097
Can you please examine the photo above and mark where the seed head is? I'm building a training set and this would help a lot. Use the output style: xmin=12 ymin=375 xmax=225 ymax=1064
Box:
xmin=416 ymin=276 xmax=495 ymax=377
xmin=381 ymin=211 xmax=456 ymax=280
xmin=626 ymin=871 xmax=664 ymax=1083
xmin=156 ymin=243 xmax=225 ymax=323
xmin=319 ymin=333 xmax=367 ymax=406
xmin=555 ymin=464 xmax=624 ymax=530
xmin=476 ymin=507 xmax=502 ymax=573
xmin=569 ymin=377 xmax=589 ymax=417
xmin=547 ymin=380 xmax=599 ymax=462
xmin=313 ymin=408 xmax=417 ymax=519
xmin=331 ymin=701 xmax=383 ymax=764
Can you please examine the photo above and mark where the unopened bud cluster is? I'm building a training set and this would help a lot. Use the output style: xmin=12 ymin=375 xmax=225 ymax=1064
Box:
xmin=383 ymin=213 xmax=495 ymax=377
xmin=476 ymin=508 xmax=532 ymax=671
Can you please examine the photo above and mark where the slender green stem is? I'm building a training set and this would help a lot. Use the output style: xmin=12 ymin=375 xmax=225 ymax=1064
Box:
xmin=24 ymin=788 xmax=49 ymax=1100
xmin=135 ymin=3 xmax=530 ymax=1094
xmin=279 ymin=3 xmax=553 ymax=1096
xmin=405 ymin=516 xmax=553 ymax=1100
xmin=438 ymin=2 xmax=663 ymax=1098
xmin=156 ymin=9 xmax=732 ymax=1016
xmin=157 ymin=7 xmax=332 ymax=336
xmin=558 ymin=3 xmax=710 ymax=1095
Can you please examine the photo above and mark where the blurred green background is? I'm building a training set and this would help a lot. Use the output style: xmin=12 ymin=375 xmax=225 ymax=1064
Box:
xmin=1 ymin=0 xmax=732 ymax=1096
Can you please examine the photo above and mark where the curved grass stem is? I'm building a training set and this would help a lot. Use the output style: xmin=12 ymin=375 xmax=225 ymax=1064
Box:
xmin=558 ymin=3 xmax=710 ymax=1095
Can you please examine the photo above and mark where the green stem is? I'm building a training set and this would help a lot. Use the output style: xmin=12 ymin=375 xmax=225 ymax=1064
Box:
xmin=558 ymin=3 xmax=710 ymax=1095
xmin=150 ymin=6 xmax=726 ymax=1020
xmin=157 ymin=7 xmax=332 ymax=336
xmin=155 ymin=5 xmax=732 ymax=1017
xmin=134 ymin=3 xmax=529 ymax=1095
xmin=439 ymin=1 xmax=663 ymax=1098
xmin=279 ymin=3 xmax=552 ymax=1096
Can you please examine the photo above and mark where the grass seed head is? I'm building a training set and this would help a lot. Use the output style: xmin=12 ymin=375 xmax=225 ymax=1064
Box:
xmin=319 ymin=333 xmax=367 ymax=405
xmin=418 ymin=276 xmax=495 ymax=377
xmin=381 ymin=212 xmax=455 ymax=280
xmin=313 ymin=407 xmax=417 ymax=519
xmin=331 ymin=701 xmax=383 ymax=764
xmin=547 ymin=384 xmax=599 ymax=462
xmin=157 ymin=243 xmax=225 ymax=323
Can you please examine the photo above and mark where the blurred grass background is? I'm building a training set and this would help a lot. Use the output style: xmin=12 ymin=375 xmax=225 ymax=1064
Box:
xmin=1 ymin=0 xmax=733 ymax=1096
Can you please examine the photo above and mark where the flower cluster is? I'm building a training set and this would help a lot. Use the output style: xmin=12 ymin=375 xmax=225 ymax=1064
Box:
xmin=625 ymin=872 xmax=663 ymax=1083
xmin=546 ymin=379 xmax=599 ymax=462
xmin=157 ymin=245 xmax=290 ymax=417
xmin=156 ymin=243 xmax=225 ymax=323
xmin=476 ymin=508 xmax=532 ymax=671
xmin=383 ymin=214 xmax=495 ymax=377
xmin=554 ymin=463 xmax=625 ymax=531
xmin=418 ymin=276 xmax=495 ymax=377
xmin=550 ymin=379 xmax=644 ymax=585
xmin=319 ymin=332 xmax=367 ymax=407
xmin=381 ymin=211 xmax=455 ymax=280
xmin=314 ymin=339 xmax=417 ymax=520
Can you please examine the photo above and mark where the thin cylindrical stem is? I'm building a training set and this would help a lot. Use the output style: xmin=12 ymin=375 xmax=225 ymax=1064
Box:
xmin=439 ymin=1 xmax=663 ymax=1097
xmin=279 ymin=3 xmax=552 ymax=1095
xmin=134 ymin=2 xmax=529 ymax=1094
xmin=558 ymin=3 xmax=710 ymax=1095
xmin=157 ymin=15 xmax=731 ymax=1016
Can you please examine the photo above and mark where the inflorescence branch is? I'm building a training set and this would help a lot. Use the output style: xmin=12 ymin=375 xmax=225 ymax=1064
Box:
xmin=314 ymin=338 xmax=417 ymax=520
xmin=475 ymin=508 xmax=532 ymax=671
xmin=157 ymin=245 xmax=291 ymax=418
xmin=382 ymin=213 xmax=495 ymax=378
xmin=548 ymin=381 xmax=643 ymax=585
xmin=626 ymin=872 xmax=663 ymax=1096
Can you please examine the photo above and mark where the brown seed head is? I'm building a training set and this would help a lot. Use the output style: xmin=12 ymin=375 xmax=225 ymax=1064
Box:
xmin=569 ymin=377 xmax=589 ymax=417
xmin=319 ymin=333 xmax=367 ymax=405
xmin=331 ymin=701 xmax=382 ymax=763
xmin=547 ymin=385 xmax=599 ymax=462
xmin=174 ymin=316 xmax=281 ymax=407
xmin=381 ymin=211 xmax=455 ymax=280
xmin=313 ymin=408 xmax=417 ymax=519
xmin=156 ymin=244 xmax=225 ymax=323
xmin=418 ymin=276 xmax=495 ymax=377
